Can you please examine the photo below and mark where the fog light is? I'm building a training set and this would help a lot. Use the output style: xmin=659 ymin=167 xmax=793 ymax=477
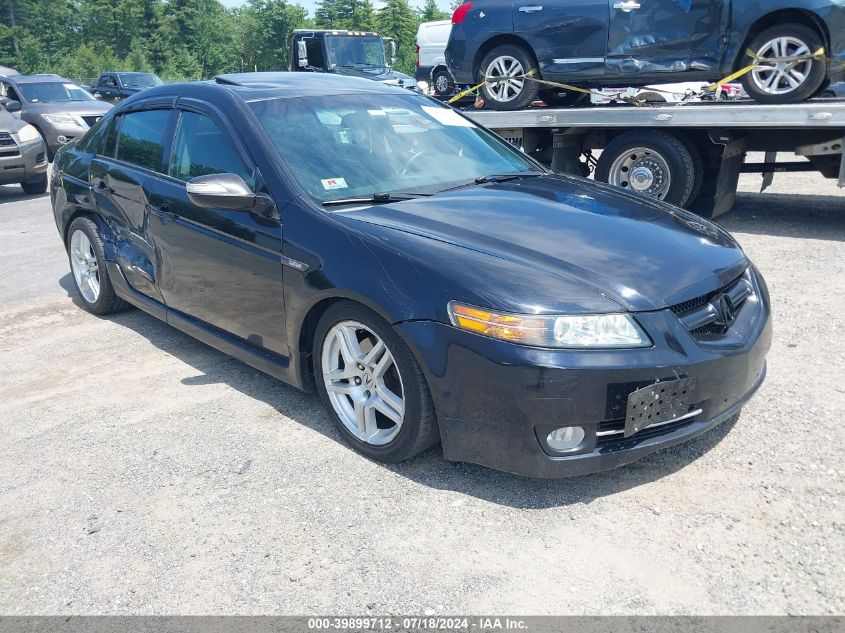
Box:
xmin=546 ymin=426 xmax=585 ymax=452
xmin=57 ymin=135 xmax=69 ymax=144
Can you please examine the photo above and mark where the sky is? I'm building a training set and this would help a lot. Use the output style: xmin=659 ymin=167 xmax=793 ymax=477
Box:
xmin=219 ymin=0 xmax=454 ymax=18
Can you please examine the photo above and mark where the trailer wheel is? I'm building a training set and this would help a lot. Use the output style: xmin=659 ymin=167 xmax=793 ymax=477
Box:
xmin=432 ymin=68 xmax=454 ymax=96
xmin=595 ymin=131 xmax=699 ymax=208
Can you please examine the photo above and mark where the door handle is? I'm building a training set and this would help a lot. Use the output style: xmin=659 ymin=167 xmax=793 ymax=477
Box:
xmin=518 ymin=5 xmax=543 ymax=12
xmin=613 ymin=1 xmax=641 ymax=11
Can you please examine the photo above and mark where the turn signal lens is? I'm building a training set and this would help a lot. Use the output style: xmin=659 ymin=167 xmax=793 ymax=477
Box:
xmin=452 ymin=2 xmax=473 ymax=24
xmin=448 ymin=302 xmax=651 ymax=349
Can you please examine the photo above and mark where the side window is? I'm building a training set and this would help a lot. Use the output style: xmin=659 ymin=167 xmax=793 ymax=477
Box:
xmin=305 ymin=39 xmax=325 ymax=68
xmin=6 ymin=84 xmax=21 ymax=102
xmin=76 ymin=114 xmax=111 ymax=154
xmin=168 ymin=111 xmax=253 ymax=187
xmin=107 ymin=76 xmax=118 ymax=88
xmin=114 ymin=109 xmax=171 ymax=172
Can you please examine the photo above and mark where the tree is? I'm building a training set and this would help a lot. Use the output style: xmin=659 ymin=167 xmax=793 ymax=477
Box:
xmin=418 ymin=0 xmax=448 ymax=22
xmin=376 ymin=0 xmax=419 ymax=75
xmin=316 ymin=0 xmax=375 ymax=30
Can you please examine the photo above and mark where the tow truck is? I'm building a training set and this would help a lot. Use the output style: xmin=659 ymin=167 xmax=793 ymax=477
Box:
xmin=290 ymin=30 xmax=417 ymax=90
xmin=465 ymin=99 xmax=845 ymax=217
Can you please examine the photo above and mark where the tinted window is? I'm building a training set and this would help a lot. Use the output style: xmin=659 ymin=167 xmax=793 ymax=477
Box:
xmin=115 ymin=109 xmax=171 ymax=171
xmin=75 ymin=114 xmax=112 ymax=154
xmin=169 ymin=111 xmax=252 ymax=186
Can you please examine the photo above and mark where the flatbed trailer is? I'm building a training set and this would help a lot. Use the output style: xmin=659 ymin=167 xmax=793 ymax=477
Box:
xmin=465 ymin=99 xmax=845 ymax=217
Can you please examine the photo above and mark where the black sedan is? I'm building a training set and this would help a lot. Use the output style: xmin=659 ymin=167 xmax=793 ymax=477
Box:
xmin=50 ymin=74 xmax=771 ymax=478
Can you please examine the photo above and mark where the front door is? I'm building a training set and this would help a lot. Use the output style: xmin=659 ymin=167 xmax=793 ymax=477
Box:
xmin=513 ymin=0 xmax=609 ymax=80
xmin=606 ymin=0 xmax=728 ymax=78
xmin=146 ymin=104 xmax=288 ymax=357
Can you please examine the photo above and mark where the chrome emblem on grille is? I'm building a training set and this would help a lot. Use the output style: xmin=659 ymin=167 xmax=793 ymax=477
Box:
xmin=711 ymin=293 xmax=737 ymax=328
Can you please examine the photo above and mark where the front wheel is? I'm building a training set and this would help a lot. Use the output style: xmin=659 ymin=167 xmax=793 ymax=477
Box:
xmin=20 ymin=172 xmax=47 ymax=195
xmin=595 ymin=131 xmax=702 ymax=208
xmin=478 ymin=45 xmax=540 ymax=111
xmin=432 ymin=68 xmax=454 ymax=96
xmin=314 ymin=302 xmax=438 ymax=463
xmin=741 ymin=23 xmax=827 ymax=104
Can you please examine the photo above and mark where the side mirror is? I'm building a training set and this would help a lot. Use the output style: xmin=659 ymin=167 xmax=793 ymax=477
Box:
xmin=297 ymin=40 xmax=309 ymax=68
xmin=4 ymin=100 xmax=21 ymax=113
xmin=388 ymin=40 xmax=397 ymax=66
xmin=186 ymin=173 xmax=273 ymax=214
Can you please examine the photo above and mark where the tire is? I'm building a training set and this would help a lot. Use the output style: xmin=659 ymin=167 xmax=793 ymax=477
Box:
xmin=595 ymin=130 xmax=698 ymax=208
xmin=20 ymin=172 xmax=47 ymax=195
xmin=314 ymin=301 xmax=439 ymax=463
xmin=35 ymin=128 xmax=54 ymax=162
xmin=432 ymin=68 xmax=454 ymax=96
xmin=740 ymin=23 xmax=827 ymax=104
xmin=65 ymin=216 xmax=131 ymax=315
xmin=478 ymin=44 xmax=540 ymax=111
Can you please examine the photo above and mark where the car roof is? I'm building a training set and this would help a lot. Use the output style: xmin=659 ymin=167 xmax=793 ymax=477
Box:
xmin=211 ymin=72 xmax=410 ymax=101
xmin=1 ymin=74 xmax=68 ymax=84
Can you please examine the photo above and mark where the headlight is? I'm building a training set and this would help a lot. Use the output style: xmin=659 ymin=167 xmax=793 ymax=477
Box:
xmin=42 ymin=113 xmax=79 ymax=126
xmin=14 ymin=124 xmax=40 ymax=143
xmin=448 ymin=302 xmax=651 ymax=349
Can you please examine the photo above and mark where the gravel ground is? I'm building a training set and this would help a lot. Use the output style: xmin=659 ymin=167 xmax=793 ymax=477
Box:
xmin=0 ymin=166 xmax=843 ymax=615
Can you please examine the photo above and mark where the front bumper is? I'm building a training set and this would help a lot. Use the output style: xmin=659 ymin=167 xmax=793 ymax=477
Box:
xmin=39 ymin=121 xmax=92 ymax=155
xmin=0 ymin=137 xmax=47 ymax=185
xmin=397 ymin=278 xmax=772 ymax=478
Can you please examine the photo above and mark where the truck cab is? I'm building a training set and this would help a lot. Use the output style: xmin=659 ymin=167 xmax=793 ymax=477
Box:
xmin=91 ymin=72 xmax=163 ymax=104
xmin=290 ymin=30 xmax=418 ymax=90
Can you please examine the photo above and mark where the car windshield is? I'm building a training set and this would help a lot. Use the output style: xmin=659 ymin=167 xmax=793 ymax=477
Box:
xmin=326 ymin=36 xmax=386 ymax=70
xmin=118 ymin=73 xmax=163 ymax=88
xmin=18 ymin=82 xmax=96 ymax=103
xmin=249 ymin=93 xmax=538 ymax=203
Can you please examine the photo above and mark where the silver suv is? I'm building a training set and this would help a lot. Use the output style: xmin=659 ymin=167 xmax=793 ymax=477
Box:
xmin=0 ymin=74 xmax=112 ymax=160
xmin=0 ymin=105 xmax=47 ymax=194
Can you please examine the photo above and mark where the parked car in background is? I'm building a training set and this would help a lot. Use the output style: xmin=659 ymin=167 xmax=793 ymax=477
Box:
xmin=0 ymin=74 xmax=112 ymax=160
xmin=416 ymin=20 xmax=456 ymax=95
xmin=50 ymin=73 xmax=771 ymax=478
xmin=90 ymin=72 xmax=163 ymax=103
xmin=446 ymin=0 xmax=845 ymax=110
xmin=0 ymin=105 xmax=47 ymax=194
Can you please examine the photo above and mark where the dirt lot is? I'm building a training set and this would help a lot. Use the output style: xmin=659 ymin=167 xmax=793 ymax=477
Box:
xmin=0 ymin=167 xmax=843 ymax=615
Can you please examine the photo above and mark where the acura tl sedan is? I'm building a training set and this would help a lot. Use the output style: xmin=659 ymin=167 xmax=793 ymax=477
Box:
xmin=50 ymin=74 xmax=771 ymax=478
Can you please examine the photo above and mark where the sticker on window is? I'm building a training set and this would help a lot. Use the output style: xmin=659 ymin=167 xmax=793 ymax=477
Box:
xmin=321 ymin=177 xmax=348 ymax=191
xmin=367 ymin=109 xmax=387 ymax=116
xmin=421 ymin=106 xmax=474 ymax=127
xmin=64 ymin=83 xmax=78 ymax=90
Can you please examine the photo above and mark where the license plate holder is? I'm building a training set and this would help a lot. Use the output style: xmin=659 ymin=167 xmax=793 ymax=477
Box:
xmin=624 ymin=378 xmax=696 ymax=437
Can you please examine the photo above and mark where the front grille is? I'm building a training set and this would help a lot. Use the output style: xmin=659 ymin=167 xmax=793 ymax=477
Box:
xmin=36 ymin=152 xmax=46 ymax=165
xmin=670 ymin=270 xmax=754 ymax=337
xmin=0 ymin=132 xmax=16 ymax=148
xmin=82 ymin=115 xmax=102 ymax=127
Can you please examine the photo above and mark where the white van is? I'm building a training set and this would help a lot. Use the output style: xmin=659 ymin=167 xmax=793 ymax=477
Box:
xmin=416 ymin=20 xmax=453 ymax=96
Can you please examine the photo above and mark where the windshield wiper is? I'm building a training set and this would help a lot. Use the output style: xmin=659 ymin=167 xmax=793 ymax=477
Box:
xmin=322 ymin=192 xmax=431 ymax=207
xmin=437 ymin=171 xmax=547 ymax=193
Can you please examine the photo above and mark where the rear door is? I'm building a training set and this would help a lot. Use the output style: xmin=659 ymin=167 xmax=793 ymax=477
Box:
xmin=606 ymin=0 xmax=728 ymax=78
xmin=512 ymin=0 xmax=609 ymax=80
xmin=146 ymin=101 xmax=287 ymax=357
xmin=89 ymin=103 xmax=175 ymax=304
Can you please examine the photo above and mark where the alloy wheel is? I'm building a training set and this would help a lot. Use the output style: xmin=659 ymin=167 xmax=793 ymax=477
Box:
xmin=485 ymin=55 xmax=526 ymax=103
xmin=321 ymin=320 xmax=406 ymax=446
xmin=434 ymin=74 xmax=451 ymax=94
xmin=751 ymin=36 xmax=813 ymax=96
xmin=608 ymin=147 xmax=672 ymax=200
xmin=70 ymin=229 xmax=100 ymax=304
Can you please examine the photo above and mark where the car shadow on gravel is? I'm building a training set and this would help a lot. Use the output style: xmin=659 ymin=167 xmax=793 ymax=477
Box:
xmin=718 ymin=193 xmax=845 ymax=241
xmin=65 ymin=272 xmax=740 ymax=509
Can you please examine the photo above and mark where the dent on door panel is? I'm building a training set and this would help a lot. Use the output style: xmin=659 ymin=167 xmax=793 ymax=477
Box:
xmin=607 ymin=0 xmax=726 ymax=75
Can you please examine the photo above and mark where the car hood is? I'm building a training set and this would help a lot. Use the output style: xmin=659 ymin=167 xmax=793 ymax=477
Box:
xmin=341 ymin=175 xmax=749 ymax=313
xmin=332 ymin=67 xmax=417 ymax=89
xmin=26 ymin=101 xmax=112 ymax=116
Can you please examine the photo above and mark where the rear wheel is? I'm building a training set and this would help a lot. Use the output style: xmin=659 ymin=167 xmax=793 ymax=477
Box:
xmin=66 ymin=216 xmax=130 ymax=315
xmin=314 ymin=302 xmax=438 ymax=463
xmin=20 ymin=172 xmax=47 ymax=195
xmin=741 ymin=23 xmax=827 ymax=104
xmin=432 ymin=68 xmax=454 ymax=96
xmin=595 ymin=131 xmax=700 ymax=208
xmin=479 ymin=45 xmax=540 ymax=111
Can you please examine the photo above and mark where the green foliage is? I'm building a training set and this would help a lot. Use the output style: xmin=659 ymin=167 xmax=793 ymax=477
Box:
xmin=0 ymin=0 xmax=429 ymax=80
xmin=418 ymin=0 xmax=448 ymax=22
